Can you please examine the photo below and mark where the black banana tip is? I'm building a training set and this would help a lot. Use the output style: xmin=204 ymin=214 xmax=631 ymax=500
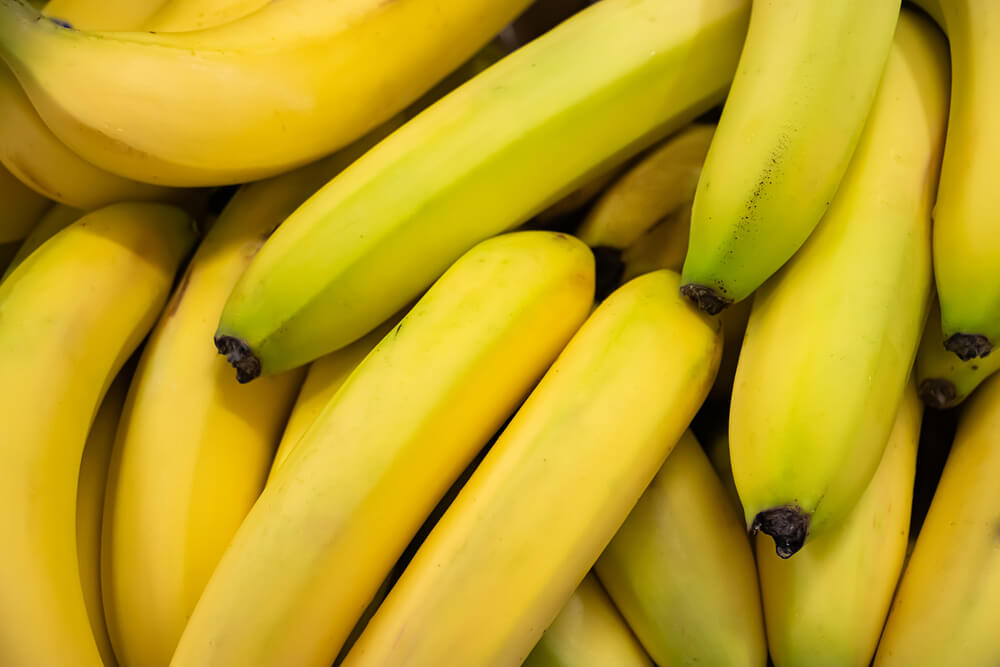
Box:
xmin=918 ymin=378 xmax=958 ymax=410
xmin=944 ymin=333 xmax=993 ymax=361
xmin=679 ymin=283 xmax=731 ymax=315
xmin=214 ymin=334 xmax=261 ymax=384
xmin=751 ymin=505 xmax=810 ymax=559
xmin=592 ymin=245 xmax=625 ymax=302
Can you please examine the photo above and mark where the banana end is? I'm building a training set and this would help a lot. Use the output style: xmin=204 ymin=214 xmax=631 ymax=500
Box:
xmin=918 ymin=378 xmax=958 ymax=409
xmin=679 ymin=283 xmax=731 ymax=315
xmin=943 ymin=333 xmax=992 ymax=361
xmin=751 ymin=506 xmax=809 ymax=559
xmin=214 ymin=334 xmax=261 ymax=384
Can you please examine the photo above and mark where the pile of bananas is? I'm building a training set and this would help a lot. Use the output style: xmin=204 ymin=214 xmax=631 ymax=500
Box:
xmin=2 ymin=0 xmax=999 ymax=664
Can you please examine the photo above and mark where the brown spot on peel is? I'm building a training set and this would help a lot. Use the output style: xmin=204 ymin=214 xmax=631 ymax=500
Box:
xmin=214 ymin=335 xmax=261 ymax=384
xmin=679 ymin=283 xmax=731 ymax=315
xmin=751 ymin=505 xmax=809 ymax=558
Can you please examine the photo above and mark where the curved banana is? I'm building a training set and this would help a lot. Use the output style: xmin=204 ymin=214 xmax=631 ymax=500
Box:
xmin=729 ymin=9 xmax=946 ymax=557
xmin=0 ymin=160 xmax=49 ymax=242
xmin=680 ymin=0 xmax=900 ymax=313
xmin=595 ymin=430 xmax=766 ymax=667
xmin=874 ymin=372 xmax=1000 ymax=666
xmin=77 ymin=370 xmax=130 ymax=667
xmin=910 ymin=0 xmax=1000 ymax=360
xmin=0 ymin=0 xmax=533 ymax=186
xmin=267 ymin=316 xmax=400 ymax=482
xmin=0 ymin=202 xmax=195 ymax=667
xmin=523 ymin=573 xmax=652 ymax=667
xmin=1 ymin=203 xmax=81 ymax=280
xmin=342 ymin=270 xmax=722 ymax=667
xmin=758 ymin=384 xmax=921 ymax=667
xmin=916 ymin=299 xmax=1000 ymax=409
xmin=170 ymin=231 xmax=595 ymax=667
xmin=216 ymin=0 xmax=750 ymax=380
xmin=577 ymin=123 xmax=715 ymax=250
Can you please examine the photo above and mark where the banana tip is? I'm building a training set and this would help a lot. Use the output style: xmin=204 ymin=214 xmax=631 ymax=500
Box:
xmin=918 ymin=378 xmax=958 ymax=409
xmin=679 ymin=283 xmax=730 ymax=315
xmin=214 ymin=334 xmax=261 ymax=384
xmin=944 ymin=333 xmax=992 ymax=361
xmin=751 ymin=505 xmax=809 ymax=559
xmin=591 ymin=245 xmax=624 ymax=302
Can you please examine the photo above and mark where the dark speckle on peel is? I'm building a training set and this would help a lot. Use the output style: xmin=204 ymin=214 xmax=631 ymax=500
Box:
xmin=49 ymin=17 xmax=73 ymax=28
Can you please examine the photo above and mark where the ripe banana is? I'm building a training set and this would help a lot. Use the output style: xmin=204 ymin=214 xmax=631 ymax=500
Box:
xmin=729 ymin=9 xmax=946 ymax=557
xmin=170 ymin=231 xmax=595 ymax=667
xmin=577 ymin=123 xmax=715 ymax=250
xmin=595 ymin=430 xmax=766 ymax=667
xmin=757 ymin=384 xmax=921 ymax=667
xmin=0 ymin=0 xmax=533 ymax=186
xmin=77 ymin=369 xmax=130 ymax=667
xmin=911 ymin=0 xmax=1000 ymax=360
xmin=917 ymin=299 xmax=1000 ymax=409
xmin=1 ymin=203 xmax=81 ymax=280
xmin=342 ymin=269 xmax=722 ymax=667
xmin=523 ymin=573 xmax=652 ymax=667
xmin=102 ymin=141 xmax=403 ymax=667
xmin=680 ymin=0 xmax=901 ymax=313
xmin=0 ymin=160 xmax=49 ymax=242
xmin=267 ymin=316 xmax=401 ymax=482
xmin=874 ymin=372 xmax=1000 ymax=666
xmin=0 ymin=202 xmax=195 ymax=667
xmin=216 ymin=0 xmax=750 ymax=380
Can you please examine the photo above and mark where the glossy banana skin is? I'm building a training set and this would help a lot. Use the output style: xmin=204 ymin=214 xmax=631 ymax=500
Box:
xmin=681 ymin=0 xmax=901 ymax=312
xmin=729 ymin=9 xmax=946 ymax=557
xmin=0 ymin=202 xmax=195 ymax=667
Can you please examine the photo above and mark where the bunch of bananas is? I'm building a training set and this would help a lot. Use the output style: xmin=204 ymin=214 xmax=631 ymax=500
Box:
xmin=2 ymin=0 xmax=999 ymax=665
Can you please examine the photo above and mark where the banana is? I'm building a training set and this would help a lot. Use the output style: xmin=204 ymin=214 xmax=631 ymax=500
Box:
xmin=595 ymin=430 xmax=766 ymax=667
xmin=0 ymin=160 xmax=50 ymax=242
xmin=729 ymin=9 xmax=946 ymax=557
xmin=577 ymin=123 xmax=715 ymax=250
xmin=101 ymin=132 xmax=402 ymax=667
xmin=0 ymin=202 xmax=195 ymax=667
xmin=77 ymin=369 xmax=130 ymax=667
xmin=342 ymin=269 xmax=722 ymax=667
xmin=758 ymin=384 xmax=921 ymax=667
xmin=523 ymin=573 xmax=652 ymax=667
xmin=703 ymin=426 xmax=743 ymax=514
xmin=267 ymin=316 xmax=400 ymax=482
xmin=874 ymin=372 xmax=1000 ymax=666
xmin=1 ymin=203 xmax=81 ymax=280
xmin=917 ymin=299 xmax=1000 ymax=409
xmin=680 ymin=0 xmax=901 ymax=314
xmin=0 ymin=0 xmax=533 ymax=186
xmin=169 ymin=231 xmax=595 ymax=667
xmin=44 ymin=0 xmax=168 ymax=29
xmin=910 ymin=0 xmax=1000 ymax=360
xmin=216 ymin=0 xmax=750 ymax=381
xmin=142 ymin=0 xmax=269 ymax=32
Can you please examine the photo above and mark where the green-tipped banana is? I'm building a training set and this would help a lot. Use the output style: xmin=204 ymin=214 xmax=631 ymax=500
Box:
xmin=523 ymin=573 xmax=652 ymax=667
xmin=215 ymin=0 xmax=751 ymax=380
xmin=729 ymin=9 xmax=946 ymax=557
xmin=916 ymin=299 xmax=1000 ymax=409
xmin=595 ymin=431 xmax=766 ymax=667
xmin=757 ymin=384 xmax=921 ymax=667
xmin=680 ymin=0 xmax=900 ymax=313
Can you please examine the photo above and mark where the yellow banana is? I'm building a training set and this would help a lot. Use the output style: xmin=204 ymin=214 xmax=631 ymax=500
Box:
xmin=142 ymin=0 xmax=269 ymax=32
xmin=216 ymin=0 xmax=750 ymax=380
xmin=681 ymin=0 xmax=901 ymax=313
xmin=874 ymin=372 xmax=1000 ymax=666
xmin=267 ymin=316 xmax=400 ymax=482
xmin=169 ymin=231 xmax=595 ymax=667
xmin=917 ymin=299 xmax=1000 ymax=408
xmin=0 ymin=160 xmax=49 ymax=242
xmin=758 ymin=384 xmax=922 ymax=667
xmin=729 ymin=9 xmax=945 ymax=556
xmin=101 ymin=133 xmax=400 ymax=667
xmin=343 ymin=269 xmax=722 ymax=667
xmin=77 ymin=369 xmax=130 ymax=667
xmin=0 ymin=202 xmax=195 ymax=667
xmin=0 ymin=0 xmax=533 ymax=186
xmin=910 ymin=0 xmax=1000 ymax=359
xmin=44 ymin=0 xmax=168 ymax=29
xmin=703 ymin=425 xmax=743 ymax=515
xmin=595 ymin=430 xmax=766 ymax=667
xmin=1 ymin=203 xmax=81 ymax=280
xmin=577 ymin=123 xmax=715 ymax=250
xmin=523 ymin=573 xmax=652 ymax=667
